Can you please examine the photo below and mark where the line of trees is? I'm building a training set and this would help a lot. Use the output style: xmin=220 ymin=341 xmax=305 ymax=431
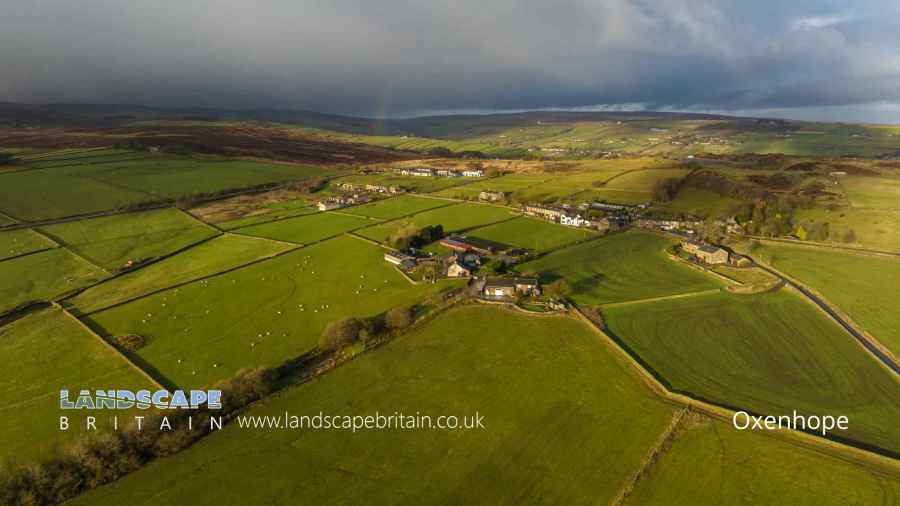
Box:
xmin=387 ymin=224 xmax=444 ymax=250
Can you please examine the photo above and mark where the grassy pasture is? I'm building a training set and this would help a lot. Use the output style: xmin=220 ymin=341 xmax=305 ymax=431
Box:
xmin=667 ymin=187 xmax=740 ymax=218
xmin=68 ymin=234 xmax=295 ymax=314
xmin=624 ymin=417 xmax=900 ymax=506
xmin=466 ymin=216 xmax=595 ymax=253
xmin=0 ymin=228 xmax=56 ymax=261
xmin=216 ymin=201 xmax=318 ymax=230
xmin=0 ymin=248 xmax=108 ymax=314
xmin=355 ymin=203 xmax=517 ymax=243
xmin=0 ymin=155 xmax=337 ymax=221
xmin=236 ymin=211 xmax=375 ymax=245
xmin=39 ymin=208 xmax=218 ymax=270
xmin=74 ymin=306 xmax=676 ymax=505
xmin=342 ymin=195 xmax=452 ymax=220
xmin=840 ymin=175 xmax=900 ymax=209
xmin=86 ymin=235 xmax=451 ymax=388
xmin=0 ymin=307 xmax=153 ymax=464
xmin=516 ymin=231 xmax=720 ymax=304
xmin=434 ymin=174 xmax=552 ymax=200
xmin=334 ymin=173 xmax=477 ymax=193
xmin=603 ymin=168 xmax=692 ymax=192
xmin=792 ymin=206 xmax=900 ymax=253
xmin=603 ymin=289 xmax=900 ymax=454
xmin=752 ymin=242 xmax=900 ymax=357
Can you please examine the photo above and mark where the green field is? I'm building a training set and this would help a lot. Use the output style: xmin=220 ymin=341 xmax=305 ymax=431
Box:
xmin=355 ymin=203 xmax=517 ymax=243
xmin=86 ymin=235 xmax=450 ymax=388
xmin=0 ymin=248 xmax=108 ymax=314
xmin=342 ymin=195 xmax=452 ymax=220
xmin=603 ymin=289 xmax=900 ymax=453
xmin=840 ymin=175 xmax=900 ymax=209
xmin=68 ymin=234 xmax=296 ymax=314
xmin=792 ymin=206 xmax=900 ymax=252
xmin=624 ymin=417 xmax=900 ymax=506
xmin=216 ymin=202 xmax=318 ymax=231
xmin=236 ymin=211 xmax=375 ymax=245
xmin=74 ymin=306 xmax=677 ymax=505
xmin=466 ymin=216 xmax=596 ymax=252
xmin=0 ymin=307 xmax=153 ymax=463
xmin=0 ymin=154 xmax=337 ymax=221
xmin=516 ymin=231 xmax=720 ymax=304
xmin=667 ymin=187 xmax=740 ymax=218
xmin=39 ymin=208 xmax=218 ymax=270
xmin=334 ymin=173 xmax=478 ymax=193
xmin=0 ymin=228 xmax=56 ymax=261
xmin=752 ymin=242 xmax=900 ymax=357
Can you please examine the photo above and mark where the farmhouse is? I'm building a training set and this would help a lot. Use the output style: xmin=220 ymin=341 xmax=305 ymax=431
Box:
xmin=523 ymin=205 xmax=562 ymax=221
xmin=446 ymin=261 xmax=472 ymax=278
xmin=560 ymin=214 xmax=588 ymax=228
xmin=317 ymin=200 xmax=343 ymax=211
xmin=435 ymin=168 xmax=460 ymax=177
xmin=384 ymin=251 xmax=416 ymax=270
xmin=479 ymin=190 xmax=508 ymax=202
xmin=462 ymin=168 xmax=485 ymax=177
xmin=439 ymin=235 xmax=499 ymax=255
xmin=682 ymin=241 xmax=729 ymax=264
xmin=482 ymin=277 xmax=541 ymax=298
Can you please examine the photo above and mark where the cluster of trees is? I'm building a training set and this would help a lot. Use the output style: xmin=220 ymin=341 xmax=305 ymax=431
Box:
xmin=0 ymin=367 xmax=277 ymax=505
xmin=423 ymin=147 xmax=487 ymax=159
xmin=651 ymin=177 xmax=684 ymax=202
xmin=388 ymin=224 xmax=444 ymax=250
xmin=796 ymin=222 xmax=857 ymax=243
xmin=319 ymin=305 xmax=416 ymax=351
xmin=284 ymin=176 xmax=328 ymax=194
xmin=739 ymin=198 xmax=795 ymax=237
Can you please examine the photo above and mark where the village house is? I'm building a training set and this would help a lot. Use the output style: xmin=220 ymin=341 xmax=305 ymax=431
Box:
xmin=560 ymin=214 xmax=589 ymax=228
xmin=482 ymin=277 xmax=540 ymax=298
xmin=400 ymin=167 xmax=435 ymax=177
xmin=317 ymin=200 xmax=343 ymax=211
xmin=523 ymin=205 xmax=562 ymax=221
xmin=681 ymin=241 xmax=729 ymax=265
xmin=383 ymin=251 xmax=417 ymax=271
xmin=435 ymin=168 xmax=460 ymax=177
xmin=365 ymin=183 xmax=388 ymax=193
xmin=462 ymin=168 xmax=485 ymax=177
xmin=446 ymin=261 xmax=472 ymax=278
xmin=479 ymin=190 xmax=508 ymax=202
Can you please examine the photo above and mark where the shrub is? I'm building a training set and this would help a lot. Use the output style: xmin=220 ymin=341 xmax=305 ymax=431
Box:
xmin=114 ymin=334 xmax=146 ymax=351
xmin=319 ymin=318 xmax=362 ymax=351
xmin=385 ymin=306 xmax=414 ymax=330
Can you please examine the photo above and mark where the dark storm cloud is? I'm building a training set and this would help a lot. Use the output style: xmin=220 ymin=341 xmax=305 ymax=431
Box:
xmin=2 ymin=0 xmax=899 ymax=118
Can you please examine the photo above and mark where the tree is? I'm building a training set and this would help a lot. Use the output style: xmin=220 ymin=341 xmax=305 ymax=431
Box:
xmin=651 ymin=177 xmax=683 ymax=202
xmin=842 ymin=229 xmax=857 ymax=243
xmin=544 ymin=279 xmax=572 ymax=300
xmin=319 ymin=318 xmax=362 ymax=351
xmin=385 ymin=306 xmax=414 ymax=330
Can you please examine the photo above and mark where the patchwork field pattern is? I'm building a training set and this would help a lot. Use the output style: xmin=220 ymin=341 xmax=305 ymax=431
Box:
xmin=341 ymin=195 xmax=452 ymax=220
xmin=74 ymin=306 xmax=677 ymax=505
xmin=0 ymin=307 xmax=153 ymax=463
xmin=0 ymin=228 xmax=57 ymax=261
xmin=516 ymin=231 xmax=720 ymax=304
xmin=0 ymin=248 xmax=108 ymax=314
xmin=753 ymin=242 xmax=900 ymax=357
xmin=236 ymin=211 xmax=376 ymax=245
xmin=355 ymin=203 xmax=517 ymax=243
xmin=39 ymin=208 xmax=218 ymax=270
xmin=623 ymin=418 xmax=900 ymax=506
xmin=603 ymin=289 xmax=900 ymax=454
xmin=86 ymin=235 xmax=451 ymax=388
xmin=68 ymin=234 xmax=296 ymax=314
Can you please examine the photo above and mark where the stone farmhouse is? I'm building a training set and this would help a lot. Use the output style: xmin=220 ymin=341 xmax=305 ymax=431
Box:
xmin=439 ymin=235 xmax=500 ymax=255
xmin=682 ymin=241 xmax=729 ymax=264
xmin=384 ymin=251 xmax=417 ymax=271
xmin=479 ymin=190 xmax=508 ymax=202
xmin=482 ymin=277 xmax=540 ymax=298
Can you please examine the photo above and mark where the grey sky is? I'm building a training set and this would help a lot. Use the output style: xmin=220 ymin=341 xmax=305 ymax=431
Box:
xmin=2 ymin=1 xmax=899 ymax=122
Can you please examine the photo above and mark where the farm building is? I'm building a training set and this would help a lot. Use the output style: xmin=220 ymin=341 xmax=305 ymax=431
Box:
xmin=462 ymin=168 xmax=485 ymax=177
xmin=479 ymin=190 xmax=508 ymax=202
xmin=439 ymin=235 xmax=500 ymax=255
xmin=482 ymin=277 xmax=540 ymax=298
xmin=317 ymin=200 xmax=343 ymax=211
xmin=384 ymin=251 xmax=416 ymax=270
xmin=435 ymin=169 xmax=460 ymax=177
xmin=523 ymin=205 xmax=562 ymax=221
xmin=447 ymin=261 xmax=472 ymax=278
xmin=682 ymin=241 xmax=729 ymax=265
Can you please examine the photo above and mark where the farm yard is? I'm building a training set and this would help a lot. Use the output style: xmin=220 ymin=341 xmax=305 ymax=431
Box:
xmin=0 ymin=307 xmax=153 ymax=463
xmin=603 ymin=289 xmax=900 ymax=454
xmin=39 ymin=208 xmax=218 ymax=270
xmin=516 ymin=231 xmax=720 ymax=304
xmin=85 ymin=235 xmax=451 ymax=388
xmin=751 ymin=242 xmax=900 ymax=357
xmin=72 ymin=306 xmax=678 ymax=505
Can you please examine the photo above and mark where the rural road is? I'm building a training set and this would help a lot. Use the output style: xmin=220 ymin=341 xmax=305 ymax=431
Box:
xmin=753 ymin=261 xmax=900 ymax=376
